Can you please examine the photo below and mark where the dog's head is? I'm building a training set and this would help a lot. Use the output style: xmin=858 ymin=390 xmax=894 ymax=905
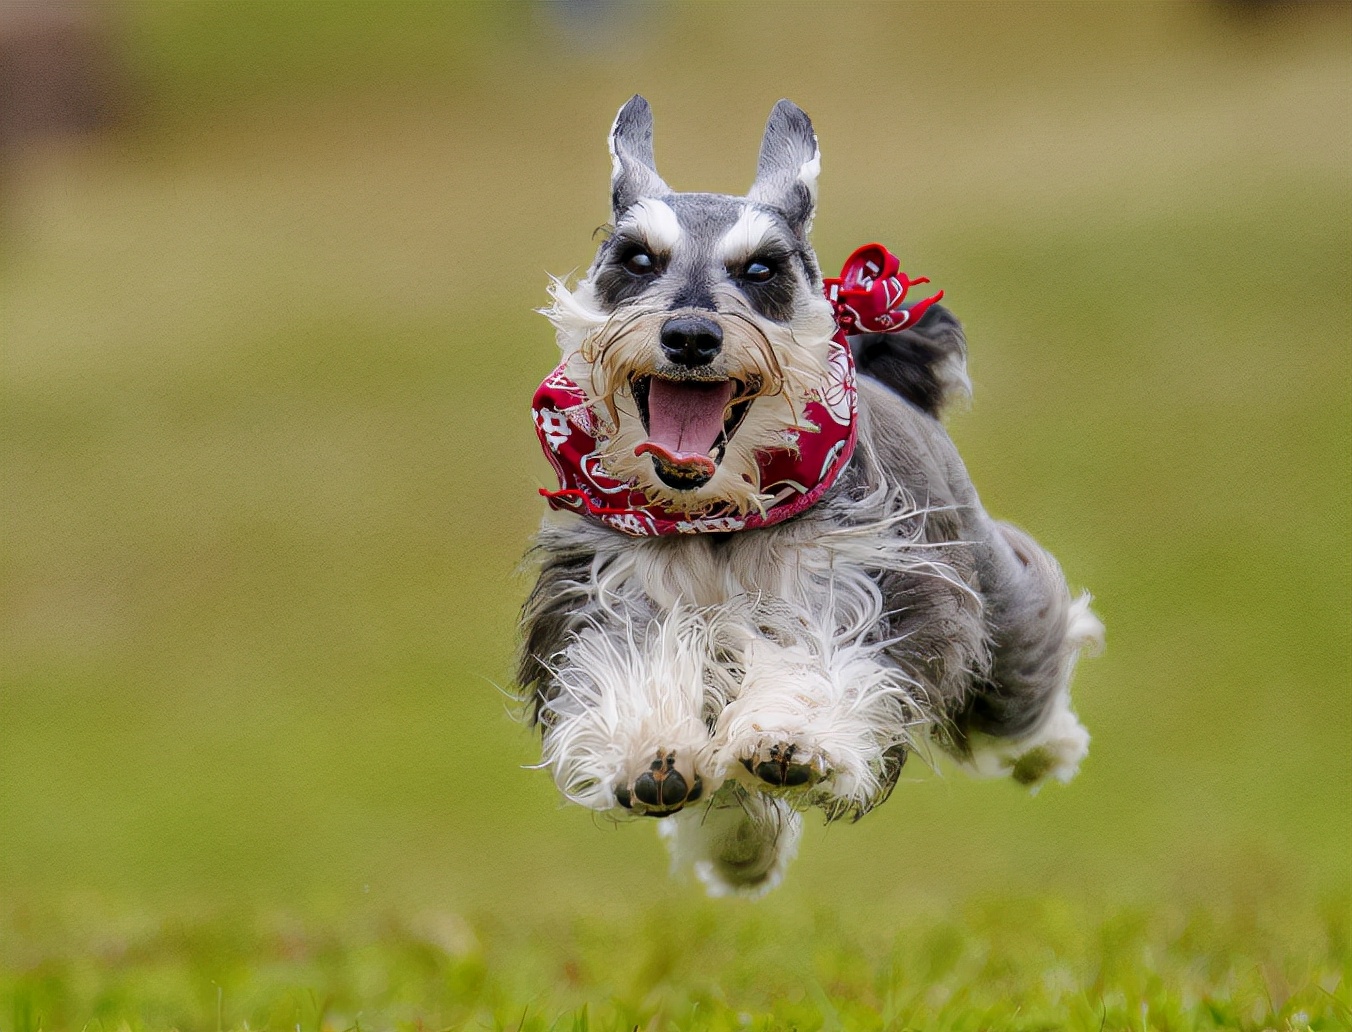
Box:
xmin=544 ymin=96 xmax=840 ymax=516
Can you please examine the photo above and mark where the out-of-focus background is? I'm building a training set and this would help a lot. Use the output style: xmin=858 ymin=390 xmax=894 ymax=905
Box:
xmin=2 ymin=1 xmax=1348 ymax=1027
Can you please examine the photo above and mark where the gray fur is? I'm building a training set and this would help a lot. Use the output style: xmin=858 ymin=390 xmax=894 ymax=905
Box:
xmin=517 ymin=530 xmax=612 ymax=727
xmin=842 ymin=377 xmax=1084 ymax=748
xmin=521 ymin=372 xmax=1084 ymax=752
xmin=746 ymin=99 xmax=819 ymax=233
xmin=851 ymin=303 xmax=970 ymax=417
xmin=960 ymin=521 xmax=1089 ymax=741
xmin=592 ymin=191 xmax=814 ymax=324
xmin=609 ymin=94 xmax=670 ymax=216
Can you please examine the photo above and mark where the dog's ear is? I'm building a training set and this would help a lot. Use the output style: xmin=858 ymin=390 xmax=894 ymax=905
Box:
xmin=747 ymin=99 xmax=820 ymax=234
xmin=608 ymin=95 xmax=670 ymax=217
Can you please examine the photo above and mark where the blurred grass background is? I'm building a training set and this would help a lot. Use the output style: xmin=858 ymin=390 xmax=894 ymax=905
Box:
xmin=1 ymin=1 xmax=1349 ymax=1027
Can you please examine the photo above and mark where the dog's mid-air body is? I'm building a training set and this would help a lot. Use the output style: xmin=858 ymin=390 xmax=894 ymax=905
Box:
xmin=519 ymin=96 xmax=1102 ymax=896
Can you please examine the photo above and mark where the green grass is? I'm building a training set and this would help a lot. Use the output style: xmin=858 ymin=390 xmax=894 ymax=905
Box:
xmin=6 ymin=899 xmax=1348 ymax=1031
xmin=1 ymin=2 xmax=1349 ymax=1029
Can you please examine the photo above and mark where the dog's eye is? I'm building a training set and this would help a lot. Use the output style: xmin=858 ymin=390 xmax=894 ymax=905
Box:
xmin=742 ymin=260 xmax=776 ymax=283
xmin=622 ymin=249 xmax=656 ymax=276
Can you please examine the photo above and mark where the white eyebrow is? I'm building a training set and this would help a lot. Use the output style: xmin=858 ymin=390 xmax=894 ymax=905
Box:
xmin=620 ymin=197 xmax=682 ymax=252
xmin=719 ymin=206 xmax=780 ymax=264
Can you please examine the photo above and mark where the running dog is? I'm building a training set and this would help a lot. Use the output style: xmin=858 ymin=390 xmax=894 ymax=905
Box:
xmin=519 ymin=96 xmax=1102 ymax=896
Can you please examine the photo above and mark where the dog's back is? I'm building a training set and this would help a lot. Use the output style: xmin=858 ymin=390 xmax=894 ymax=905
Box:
xmin=845 ymin=358 xmax=1102 ymax=760
xmin=851 ymin=303 xmax=971 ymax=419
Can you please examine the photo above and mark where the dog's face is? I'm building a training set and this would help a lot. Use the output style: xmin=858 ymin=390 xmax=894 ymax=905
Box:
xmin=545 ymin=97 xmax=840 ymax=516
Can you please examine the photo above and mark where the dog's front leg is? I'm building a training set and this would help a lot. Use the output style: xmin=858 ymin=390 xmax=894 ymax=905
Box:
xmin=710 ymin=632 xmax=920 ymax=821
xmin=534 ymin=604 xmax=725 ymax=818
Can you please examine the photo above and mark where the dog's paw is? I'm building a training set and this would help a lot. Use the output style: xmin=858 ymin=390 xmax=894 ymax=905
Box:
xmin=740 ymin=740 xmax=827 ymax=789
xmin=965 ymin=692 xmax=1090 ymax=792
xmin=614 ymin=749 xmax=704 ymax=817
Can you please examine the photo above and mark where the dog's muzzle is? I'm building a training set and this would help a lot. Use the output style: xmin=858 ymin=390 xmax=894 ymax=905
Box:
xmin=533 ymin=242 xmax=940 ymax=536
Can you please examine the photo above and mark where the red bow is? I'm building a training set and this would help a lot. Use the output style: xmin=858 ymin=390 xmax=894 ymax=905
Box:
xmin=824 ymin=243 xmax=943 ymax=336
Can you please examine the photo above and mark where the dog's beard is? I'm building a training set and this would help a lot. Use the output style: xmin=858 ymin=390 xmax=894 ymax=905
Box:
xmin=544 ymin=280 xmax=839 ymax=515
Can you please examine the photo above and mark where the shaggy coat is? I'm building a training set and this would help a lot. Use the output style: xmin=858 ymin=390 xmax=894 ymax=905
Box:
xmin=518 ymin=97 xmax=1100 ymax=896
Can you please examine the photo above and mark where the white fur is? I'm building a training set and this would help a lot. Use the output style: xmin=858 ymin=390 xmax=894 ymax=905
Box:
xmin=965 ymin=594 xmax=1102 ymax=790
xmin=539 ymin=492 xmax=963 ymax=821
xmin=536 ymin=605 xmax=725 ymax=809
xmin=541 ymin=276 xmax=606 ymax=359
xmin=659 ymin=789 xmax=802 ymax=897
xmin=542 ymin=274 xmax=841 ymax=516
xmin=1067 ymin=592 xmax=1107 ymax=656
xmin=623 ymin=197 xmax=682 ymax=253
xmin=585 ymin=302 xmax=834 ymax=515
xmin=594 ymin=486 xmax=955 ymax=620
xmin=964 ymin=688 xmax=1090 ymax=790
xmin=607 ymin=106 xmax=625 ymax=183
xmin=719 ymin=206 xmax=780 ymax=264
xmin=936 ymin=350 xmax=973 ymax=407
xmin=607 ymin=146 xmax=623 ymax=189
xmin=713 ymin=634 xmax=920 ymax=814
xmin=796 ymin=143 xmax=821 ymax=205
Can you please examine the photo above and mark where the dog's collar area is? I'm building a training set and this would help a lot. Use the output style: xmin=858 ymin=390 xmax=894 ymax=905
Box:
xmin=532 ymin=243 xmax=941 ymax=537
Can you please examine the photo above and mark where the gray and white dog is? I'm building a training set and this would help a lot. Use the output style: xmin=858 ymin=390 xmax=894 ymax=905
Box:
xmin=518 ymin=96 xmax=1102 ymax=897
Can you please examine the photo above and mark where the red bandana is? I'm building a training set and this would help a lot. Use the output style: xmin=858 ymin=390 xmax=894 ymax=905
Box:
xmin=532 ymin=244 xmax=941 ymax=537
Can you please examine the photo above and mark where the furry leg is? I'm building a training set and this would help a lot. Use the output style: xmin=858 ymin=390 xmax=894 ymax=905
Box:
xmin=963 ymin=560 xmax=1104 ymax=791
xmin=965 ymin=682 xmax=1091 ymax=788
xmin=711 ymin=634 xmax=920 ymax=821
xmin=658 ymin=783 xmax=802 ymax=898
xmin=537 ymin=605 xmax=724 ymax=816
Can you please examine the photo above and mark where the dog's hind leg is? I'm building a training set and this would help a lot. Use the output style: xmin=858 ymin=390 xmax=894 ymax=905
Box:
xmin=955 ymin=521 xmax=1103 ymax=788
xmin=658 ymin=783 xmax=802 ymax=897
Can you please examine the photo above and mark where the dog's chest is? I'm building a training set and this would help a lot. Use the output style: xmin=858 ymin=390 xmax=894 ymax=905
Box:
xmin=618 ymin=523 xmax=862 ymax=612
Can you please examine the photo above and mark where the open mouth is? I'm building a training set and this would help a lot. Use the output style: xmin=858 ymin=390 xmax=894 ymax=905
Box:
xmin=631 ymin=374 xmax=757 ymax=490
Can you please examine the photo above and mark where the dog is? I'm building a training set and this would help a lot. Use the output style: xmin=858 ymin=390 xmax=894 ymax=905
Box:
xmin=519 ymin=96 xmax=1102 ymax=897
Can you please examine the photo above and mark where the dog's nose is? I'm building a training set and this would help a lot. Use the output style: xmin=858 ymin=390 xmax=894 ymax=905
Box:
xmin=660 ymin=316 xmax=723 ymax=367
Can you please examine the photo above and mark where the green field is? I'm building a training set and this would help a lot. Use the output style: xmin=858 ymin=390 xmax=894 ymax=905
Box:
xmin=2 ymin=3 xmax=1349 ymax=1029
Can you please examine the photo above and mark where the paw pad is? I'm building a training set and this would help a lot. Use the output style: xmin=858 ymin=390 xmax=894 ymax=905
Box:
xmin=742 ymin=742 xmax=821 ymax=788
xmin=615 ymin=750 xmax=703 ymax=817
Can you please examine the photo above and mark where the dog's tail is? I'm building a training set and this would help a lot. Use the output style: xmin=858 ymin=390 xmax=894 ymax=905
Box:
xmin=850 ymin=303 xmax=970 ymax=418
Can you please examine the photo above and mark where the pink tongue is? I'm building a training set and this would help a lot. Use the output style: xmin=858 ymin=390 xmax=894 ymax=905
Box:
xmin=643 ymin=378 xmax=735 ymax=461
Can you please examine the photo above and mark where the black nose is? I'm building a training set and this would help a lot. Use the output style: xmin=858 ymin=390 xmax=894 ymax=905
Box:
xmin=660 ymin=316 xmax=723 ymax=367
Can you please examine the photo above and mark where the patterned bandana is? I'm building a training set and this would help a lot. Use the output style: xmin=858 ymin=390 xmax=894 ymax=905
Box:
xmin=531 ymin=244 xmax=941 ymax=537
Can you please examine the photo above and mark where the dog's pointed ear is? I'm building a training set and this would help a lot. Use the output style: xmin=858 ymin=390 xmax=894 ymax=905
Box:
xmin=747 ymin=99 xmax=820 ymax=234
xmin=609 ymin=95 xmax=670 ymax=217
